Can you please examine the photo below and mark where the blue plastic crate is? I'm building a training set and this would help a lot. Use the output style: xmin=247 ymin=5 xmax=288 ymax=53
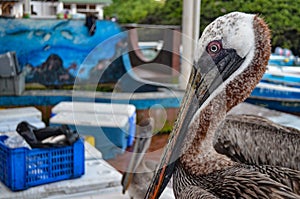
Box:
xmin=0 ymin=135 xmax=85 ymax=191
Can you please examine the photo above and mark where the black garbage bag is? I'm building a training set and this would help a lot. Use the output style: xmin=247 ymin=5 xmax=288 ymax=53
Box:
xmin=16 ymin=121 xmax=80 ymax=148
xmin=15 ymin=121 xmax=39 ymax=144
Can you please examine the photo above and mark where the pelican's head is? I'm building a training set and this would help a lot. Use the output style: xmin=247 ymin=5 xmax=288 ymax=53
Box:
xmin=145 ymin=12 xmax=271 ymax=199
xmin=193 ymin=12 xmax=271 ymax=111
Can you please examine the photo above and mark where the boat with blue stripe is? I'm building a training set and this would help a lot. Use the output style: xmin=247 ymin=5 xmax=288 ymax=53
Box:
xmin=247 ymin=82 xmax=300 ymax=114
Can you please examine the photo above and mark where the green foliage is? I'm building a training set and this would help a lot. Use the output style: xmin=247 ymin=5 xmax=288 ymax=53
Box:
xmin=141 ymin=0 xmax=183 ymax=24
xmin=104 ymin=0 xmax=164 ymax=24
xmin=200 ymin=0 xmax=300 ymax=55
xmin=104 ymin=0 xmax=300 ymax=55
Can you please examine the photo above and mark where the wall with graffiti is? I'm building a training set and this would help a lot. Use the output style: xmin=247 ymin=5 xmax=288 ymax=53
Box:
xmin=0 ymin=18 xmax=128 ymax=86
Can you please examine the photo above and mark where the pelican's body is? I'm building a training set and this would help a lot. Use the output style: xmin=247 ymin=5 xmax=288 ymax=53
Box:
xmin=173 ymin=113 xmax=300 ymax=198
xmin=215 ymin=114 xmax=300 ymax=171
xmin=145 ymin=12 xmax=300 ymax=199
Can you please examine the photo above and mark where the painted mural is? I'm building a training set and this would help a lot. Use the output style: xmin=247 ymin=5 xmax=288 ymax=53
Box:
xmin=0 ymin=18 xmax=127 ymax=86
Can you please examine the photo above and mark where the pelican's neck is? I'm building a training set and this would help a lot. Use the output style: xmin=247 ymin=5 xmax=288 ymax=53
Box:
xmin=179 ymin=91 xmax=235 ymax=176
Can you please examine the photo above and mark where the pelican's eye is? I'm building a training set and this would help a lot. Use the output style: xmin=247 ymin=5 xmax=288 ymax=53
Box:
xmin=207 ymin=40 xmax=222 ymax=55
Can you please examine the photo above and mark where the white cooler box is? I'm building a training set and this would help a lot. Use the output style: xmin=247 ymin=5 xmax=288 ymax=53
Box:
xmin=0 ymin=118 xmax=45 ymax=132
xmin=0 ymin=107 xmax=42 ymax=121
xmin=51 ymin=102 xmax=136 ymax=146
xmin=50 ymin=112 xmax=129 ymax=160
xmin=0 ymin=107 xmax=45 ymax=132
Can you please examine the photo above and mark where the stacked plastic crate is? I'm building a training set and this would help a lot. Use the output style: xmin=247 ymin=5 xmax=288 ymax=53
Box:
xmin=0 ymin=51 xmax=25 ymax=96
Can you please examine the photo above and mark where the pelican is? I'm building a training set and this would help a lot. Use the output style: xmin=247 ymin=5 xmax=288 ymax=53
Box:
xmin=144 ymin=12 xmax=300 ymax=199
xmin=122 ymin=118 xmax=157 ymax=199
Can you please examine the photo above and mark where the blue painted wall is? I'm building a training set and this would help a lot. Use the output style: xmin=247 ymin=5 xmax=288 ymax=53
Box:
xmin=0 ymin=18 xmax=127 ymax=86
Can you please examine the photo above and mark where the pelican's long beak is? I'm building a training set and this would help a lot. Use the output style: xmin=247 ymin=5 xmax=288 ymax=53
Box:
xmin=144 ymin=49 xmax=245 ymax=199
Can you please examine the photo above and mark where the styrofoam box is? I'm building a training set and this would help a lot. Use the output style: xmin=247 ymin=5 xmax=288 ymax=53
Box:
xmin=0 ymin=118 xmax=45 ymax=132
xmin=51 ymin=102 xmax=136 ymax=146
xmin=50 ymin=112 xmax=129 ymax=159
xmin=0 ymin=107 xmax=42 ymax=122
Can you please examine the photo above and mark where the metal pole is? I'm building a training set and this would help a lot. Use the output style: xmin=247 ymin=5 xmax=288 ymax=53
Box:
xmin=179 ymin=0 xmax=201 ymax=90
xmin=24 ymin=0 xmax=31 ymax=15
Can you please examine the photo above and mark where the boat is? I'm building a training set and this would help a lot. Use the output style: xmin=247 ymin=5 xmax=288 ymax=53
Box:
xmin=247 ymin=82 xmax=300 ymax=114
xmin=261 ymin=65 xmax=300 ymax=88
xmin=267 ymin=64 xmax=300 ymax=74
xmin=268 ymin=54 xmax=296 ymax=66
xmin=268 ymin=46 xmax=300 ymax=66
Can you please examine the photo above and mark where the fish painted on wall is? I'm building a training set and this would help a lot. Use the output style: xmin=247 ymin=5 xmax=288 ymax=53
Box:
xmin=0 ymin=18 xmax=127 ymax=86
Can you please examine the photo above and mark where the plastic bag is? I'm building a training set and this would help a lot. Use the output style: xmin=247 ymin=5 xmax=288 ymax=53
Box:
xmin=4 ymin=134 xmax=31 ymax=149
